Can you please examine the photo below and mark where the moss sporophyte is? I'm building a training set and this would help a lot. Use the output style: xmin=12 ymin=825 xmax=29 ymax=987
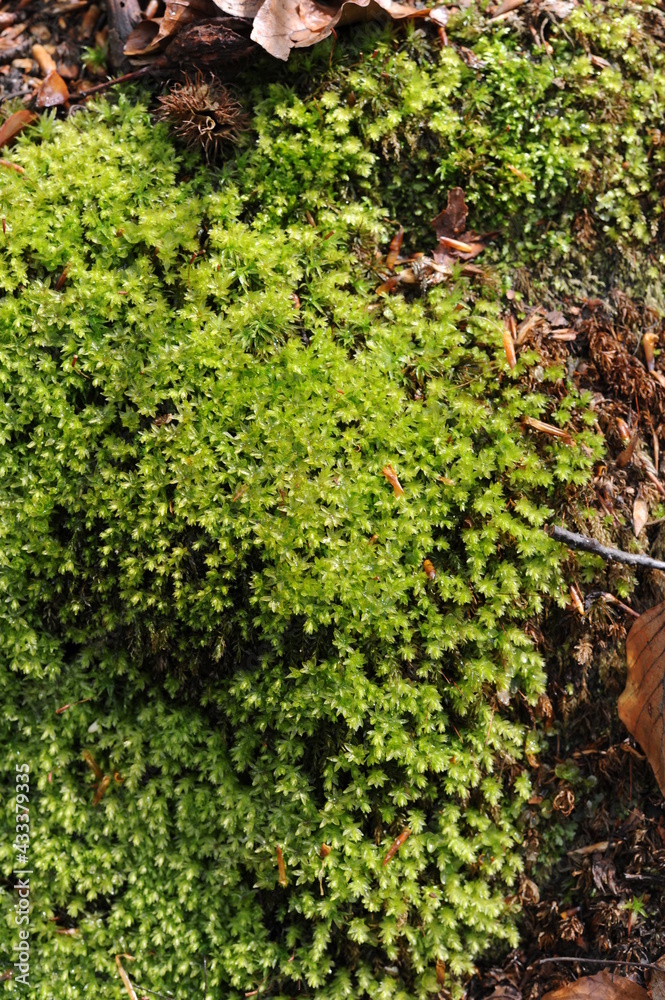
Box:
xmin=0 ymin=2 xmax=661 ymax=996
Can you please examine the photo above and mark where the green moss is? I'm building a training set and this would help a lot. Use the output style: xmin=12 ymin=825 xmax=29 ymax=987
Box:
xmin=2 ymin=0 xmax=659 ymax=994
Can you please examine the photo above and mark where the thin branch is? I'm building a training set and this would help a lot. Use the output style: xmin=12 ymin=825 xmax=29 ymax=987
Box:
xmin=77 ymin=66 xmax=153 ymax=100
xmin=130 ymin=985 xmax=175 ymax=999
xmin=538 ymin=957 xmax=663 ymax=973
xmin=548 ymin=525 xmax=665 ymax=572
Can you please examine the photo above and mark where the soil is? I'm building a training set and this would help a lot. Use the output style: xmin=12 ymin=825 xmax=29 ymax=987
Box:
xmin=2 ymin=3 xmax=665 ymax=997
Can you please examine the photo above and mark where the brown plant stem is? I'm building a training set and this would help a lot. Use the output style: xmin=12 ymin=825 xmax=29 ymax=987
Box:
xmin=77 ymin=66 xmax=153 ymax=99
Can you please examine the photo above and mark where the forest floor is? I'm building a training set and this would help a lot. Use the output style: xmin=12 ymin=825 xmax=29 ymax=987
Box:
xmin=3 ymin=1 xmax=665 ymax=998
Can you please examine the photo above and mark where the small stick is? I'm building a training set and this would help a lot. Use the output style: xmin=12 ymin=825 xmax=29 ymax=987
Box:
xmin=537 ymin=957 xmax=665 ymax=973
xmin=548 ymin=525 xmax=665 ymax=572
xmin=76 ymin=66 xmax=152 ymax=100
xmin=130 ymin=986 xmax=174 ymax=999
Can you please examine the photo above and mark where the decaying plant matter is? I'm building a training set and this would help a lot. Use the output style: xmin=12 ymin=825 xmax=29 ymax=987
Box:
xmin=107 ymin=0 xmax=447 ymax=73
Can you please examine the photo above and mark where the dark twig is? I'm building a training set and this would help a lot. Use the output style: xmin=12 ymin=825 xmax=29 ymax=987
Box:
xmin=77 ymin=66 xmax=153 ymax=100
xmin=538 ymin=956 xmax=664 ymax=973
xmin=548 ymin=525 xmax=665 ymax=572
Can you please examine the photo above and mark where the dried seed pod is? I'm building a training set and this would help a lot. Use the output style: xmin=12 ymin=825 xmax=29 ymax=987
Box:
xmin=156 ymin=74 xmax=248 ymax=162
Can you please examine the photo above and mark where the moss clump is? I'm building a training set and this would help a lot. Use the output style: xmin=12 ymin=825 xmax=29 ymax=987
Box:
xmin=4 ymin=1 xmax=659 ymax=994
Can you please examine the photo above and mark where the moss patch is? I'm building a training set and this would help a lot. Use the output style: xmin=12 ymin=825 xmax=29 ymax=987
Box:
xmin=0 ymin=1 xmax=661 ymax=997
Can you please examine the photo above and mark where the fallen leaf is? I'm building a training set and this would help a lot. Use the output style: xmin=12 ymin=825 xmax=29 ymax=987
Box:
xmin=490 ymin=0 xmax=526 ymax=16
xmin=543 ymin=972 xmax=648 ymax=1000
xmin=241 ymin=0 xmax=422 ymax=61
xmin=32 ymin=42 xmax=57 ymax=75
xmin=567 ymin=840 xmax=610 ymax=856
xmin=386 ymin=225 xmax=404 ymax=270
xmin=0 ymin=110 xmax=37 ymax=151
xmin=616 ymin=429 xmax=639 ymax=468
xmin=431 ymin=187 xmax=468 ymax=241
xmin=650 ymin=956 xmax=665 ymax=1000
xmin=124 ymin=19 xmax=162 ymax=55
xmin=618 ymin=600 xmax=665 ymax=796
xmin=35 ymin=70 xmax=69 ymax=108
xmin=633 ymin=498 xmax=649 ymax=537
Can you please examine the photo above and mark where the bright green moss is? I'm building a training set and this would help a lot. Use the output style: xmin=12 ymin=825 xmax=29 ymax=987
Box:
xmin=2 ymin=0 xmax=658 ymax=995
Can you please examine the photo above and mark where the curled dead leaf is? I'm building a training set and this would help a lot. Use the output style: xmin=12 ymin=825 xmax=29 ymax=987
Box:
xmin=431 ymin=187 xmax=468 ymax=240
xmin=618 ymin=600 xmax=665 ymax=796
xmin=542 ymin=971 xmax=648 ymax=1000
xmin=0 ymin=110 xmax=37 ymax=151
xmin=386 ymin=226 xmax=404 ymax=270
xmin=36 ymin=70 xmax=69 ymax=108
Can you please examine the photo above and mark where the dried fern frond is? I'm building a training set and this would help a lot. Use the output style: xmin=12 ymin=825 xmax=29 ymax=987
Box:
xmin=156 ymin=74 xmax=248 ymax=161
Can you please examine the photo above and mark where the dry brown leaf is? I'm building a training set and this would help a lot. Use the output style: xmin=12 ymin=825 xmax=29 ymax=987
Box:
xmin=616 ymin=429 xmax=639 ymax=469
xmin=124 ymin=19 xmax=162 ymax=55
xmin=543 ymin=971 xmax=648 ymax=1000
xmin=125 ymin=0 xmax=216 ymax=54
xmin=431 ymin=187 xmax=468 ymax=241
xmin=32 ymin=42 xmax=57 ymax=76
xmin=0 ymin=110 xmax=37 ymax=151
xmin=633 ymin=498 xmax=649 ymax=537
xmin=567 ymin=840 xmax=610 ymax=856
xmin=386 ymin=226 xmax=404 ymax=270
xmin=651 ymin=956 xmax=665 ymax=1000
xmin=35 ymin=70 xmax=69 ymax=108
xmin=212 ymin=0 xmax=263 ymax=15
xmin=237 ymin=0 xmax=419 ymax=60
xmin=618 ymin=600 xmax=665 ymax=796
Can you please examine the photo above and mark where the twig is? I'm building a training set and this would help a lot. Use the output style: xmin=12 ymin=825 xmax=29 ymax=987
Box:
xmin=548 ymin=525 xmax=665 ymax=572
xmin=538 ymin=957 xmax=664 ymax=973
xmin=77 ymin=66 xmax=153 ymax=100
xmin=130 ymin=985 xmax=174 ymax=999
